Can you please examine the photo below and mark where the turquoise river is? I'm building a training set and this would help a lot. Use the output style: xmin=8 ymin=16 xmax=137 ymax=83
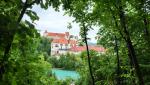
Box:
xmin=52 ymin=68 xmax=80 ymax=80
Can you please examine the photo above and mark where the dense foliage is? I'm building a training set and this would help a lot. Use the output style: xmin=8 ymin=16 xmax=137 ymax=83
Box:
xmin=62 ymin=0 xmax=150 ymax=84
xmin=0 ymin=0 xmax=71 ymax=84
xmin=48 ymin=53 xmax=82 ymax=70
xmin=0 ymin=0 xmax=150 ymax=85
xmin=0 ymin=22 xmax=54 ymax=84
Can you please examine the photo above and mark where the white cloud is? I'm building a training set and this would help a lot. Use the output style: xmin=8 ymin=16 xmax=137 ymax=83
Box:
xmin=23 ymin=5 xmax=99 ymax=43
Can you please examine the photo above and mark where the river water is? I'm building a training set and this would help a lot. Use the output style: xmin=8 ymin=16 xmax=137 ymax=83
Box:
xmin=52 ymin=68 xmax=80 ymax=80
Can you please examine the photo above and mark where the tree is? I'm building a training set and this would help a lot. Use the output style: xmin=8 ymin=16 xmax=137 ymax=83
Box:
xmin=38 ymin=37 xmax=52 ymax=60
xmin=62 ymin=0 xmax=150 ymax=84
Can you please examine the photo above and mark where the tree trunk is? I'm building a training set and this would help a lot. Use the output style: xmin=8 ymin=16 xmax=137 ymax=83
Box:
xmin=0 ymin=0 xmax=36 ymax=79
xmin=118 ymin=1 xmax=144 ymax=84
xmin=114 ymin=36 xmax=121 ymax=85
xmin=110 ymin=6 xmax=136 ymax=84
xmin=83 ymin=22 xmax=95 ymax=85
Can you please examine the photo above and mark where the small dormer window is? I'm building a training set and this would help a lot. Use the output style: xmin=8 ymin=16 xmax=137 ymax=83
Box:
xmin=55 ymin=44 xmax=58 ymax=47
xmin=75 ymin=36 xmax=78 ymax=39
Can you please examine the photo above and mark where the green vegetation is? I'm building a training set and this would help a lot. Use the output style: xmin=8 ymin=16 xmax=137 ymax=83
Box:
xmin=0 ymin=0 xmax=150 ymax=85
xmin=48 ymin=53 xmax=82 ymax=70
xmin=0 ymin=22 xmax=53 ymax=84
xmin=38 ymin=37 xmax=52 ymax=60
xmin=76 ymin=50 xmax=130 ymax=85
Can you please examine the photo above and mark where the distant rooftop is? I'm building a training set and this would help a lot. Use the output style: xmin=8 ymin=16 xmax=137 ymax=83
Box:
xmin=70 ymin=46 xmax=105 ymax=52
xmin=44 ymin=30 xmax=69 ymax=38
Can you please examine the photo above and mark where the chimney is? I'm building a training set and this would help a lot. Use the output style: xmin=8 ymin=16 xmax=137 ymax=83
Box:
xmin=44 ymin=30 xmax=48 ymax=33
xmin=65 ymin=32 xmax=69 ymax=37
xmin=43 ymin=30 xmax=48 ymax=37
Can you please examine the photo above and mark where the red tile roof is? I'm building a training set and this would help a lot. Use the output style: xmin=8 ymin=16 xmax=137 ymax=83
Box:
xmin=44 ymin=31 xmax=70 ymax=38
xmin=44 ymin=31 xmax=77 ymax=46
xmin=52 ymin=38 xmax=77 ymax=45
xmin=70 ymin=46 xmax=105 ymax=52
xmin=46 ymin=32 xmax=66 ymax=38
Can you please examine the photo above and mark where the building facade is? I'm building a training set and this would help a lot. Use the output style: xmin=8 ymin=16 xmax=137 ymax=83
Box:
xmin=44 ymin=31 xmax=105 ymax=56
xmin=43 ymin=31 xmax=78 ymax=55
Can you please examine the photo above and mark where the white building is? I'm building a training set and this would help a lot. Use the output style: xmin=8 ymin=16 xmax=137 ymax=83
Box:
xmin=43 ymin=31 xmax=78 ymax=55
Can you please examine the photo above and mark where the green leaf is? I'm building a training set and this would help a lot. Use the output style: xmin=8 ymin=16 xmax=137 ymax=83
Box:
xmin=26 ymin=10 xmax=39 ymax=22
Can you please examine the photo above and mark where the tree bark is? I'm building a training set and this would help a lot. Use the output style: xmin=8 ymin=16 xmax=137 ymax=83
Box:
xmin=118 ymin=1 xmax=144 ymax=84
xmin=114 ymin=36 xmax=121 ymax=85
xmin=82 ymin=22 xmax=95 ymax=85
xmin=111 ymin=9 xmax=137 ymax=84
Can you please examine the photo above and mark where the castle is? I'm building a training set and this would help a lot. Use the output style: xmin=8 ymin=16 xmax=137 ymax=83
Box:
xmin=44 ymin=31 xmax=105 ymax=55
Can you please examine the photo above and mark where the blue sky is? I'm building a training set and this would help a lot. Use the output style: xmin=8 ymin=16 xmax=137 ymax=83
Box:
xmin=23 ymin=5 xmax=99 ymax=43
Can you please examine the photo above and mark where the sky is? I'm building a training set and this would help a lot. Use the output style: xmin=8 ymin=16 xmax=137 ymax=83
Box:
xmin=23 ymin=5 xmax=99 ymax=43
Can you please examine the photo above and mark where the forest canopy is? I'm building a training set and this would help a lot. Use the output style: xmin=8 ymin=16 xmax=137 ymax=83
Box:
xmin=0 ymin=0 xmax=150 ymax=85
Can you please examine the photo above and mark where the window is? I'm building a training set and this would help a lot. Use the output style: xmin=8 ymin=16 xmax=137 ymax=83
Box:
xmin=65 ymin=44 xmax=68 ymax=46
xmin=56 ymin=51 xmax=59 ymax=54
xmin=55 ymin=44 xmax=58 ymax=47
xmin=60 ymin=44 xmax=63 ymax=49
